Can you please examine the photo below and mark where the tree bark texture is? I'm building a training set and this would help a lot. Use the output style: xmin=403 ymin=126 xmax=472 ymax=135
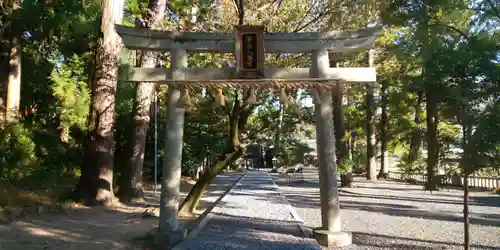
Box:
xmin=74 ymin=0 xmax=122 ymax=205
xmin=378 ymin=78 xmax=389 ymax=178
xmin=0 ymin=42 xmax=8 ymax=124
xmin=5 ymin=4 xmax=21 ymax=123
xmin=365 ymin=50 xmax=377 ymax=180
xmin=332 ymin=67 xmax=348 ymax=166
xmin=119 ymin=0 xmax=167 ymax=201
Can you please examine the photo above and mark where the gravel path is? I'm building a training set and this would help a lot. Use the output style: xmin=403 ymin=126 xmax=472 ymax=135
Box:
xmin=180 ymin=170 xmax=321 ymax=250
xmin=271 ymin=168 xmax=500 ymax=250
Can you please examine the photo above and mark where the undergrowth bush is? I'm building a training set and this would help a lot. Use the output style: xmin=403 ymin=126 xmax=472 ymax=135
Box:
xmin=397 ymin=153 xmax=426 ymax=179
xmin=338 ymin=158 xmax=355 ymax=173
xmin=0 ymin=123 xmax=37 ymax=182
xmin=0 ymin=122 xmax=83 ymax=193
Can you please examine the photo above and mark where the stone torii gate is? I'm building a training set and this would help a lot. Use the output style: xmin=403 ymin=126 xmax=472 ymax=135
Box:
xmin=116 ymin=24 xmax=381 ymax=247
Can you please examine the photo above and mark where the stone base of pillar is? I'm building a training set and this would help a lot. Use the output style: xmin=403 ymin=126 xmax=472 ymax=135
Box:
xmin=313 ymin=228 xmax=352 ymax=247
xmin=153 ymin=228 xmax=187 ymax=249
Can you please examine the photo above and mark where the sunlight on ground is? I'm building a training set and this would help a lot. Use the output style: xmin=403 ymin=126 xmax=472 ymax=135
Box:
xmin=0 ymin=173 xmax=244 ymax=250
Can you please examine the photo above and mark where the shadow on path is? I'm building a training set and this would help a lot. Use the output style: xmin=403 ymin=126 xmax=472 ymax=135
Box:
xmin=338 ymin=189 xmax=493 ymax=207
xmin=179 ymin=171 xmax=319 ymax=250
xmin=183 ymin=216 xmax=319 ymax=250
xmin=351 ymin=231 xmax=499 ymax=250
xmin=277 ymin=190 xmax=500 ymax=227
xmin=471 ymin=196 xmax=500 ymax=207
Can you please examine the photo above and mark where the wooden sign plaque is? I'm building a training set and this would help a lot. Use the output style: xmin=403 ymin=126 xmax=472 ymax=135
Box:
xmin=234 ymin=25 xmax=265 ymax=79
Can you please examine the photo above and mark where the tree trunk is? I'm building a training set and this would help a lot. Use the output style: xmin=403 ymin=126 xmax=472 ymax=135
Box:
xmin=425 ymin=86 xmax=439 ymax=189
xmin=274 ymin=104 xmax=283 ymax=150
xmin=350 ymin=135 xmax=356 ymax=161
xmin=461 ymin=102 xmax=472 ymax=250
xmin=365 ymin=50 xmax=377 ymax=180
xmin=422 ymin=0 xmax=439 ymax=190
xmin=119 ymin=0 xmax=167 ymax=201
xmin=5 ymin=4 xmax=21 ymax=123
xmin=74 ymin=0 xmax=122 ymax=206
xmin=179 ymin=149 xmax=242 ymax=214
xmin=179 ymin=93 xmax=253 ymax=214
xmin=332 ymin=64 xmax=348 ymax=166
xmin=0 ymin=42 xmax=8 ymax=124
xmin=408 ymin=92 xmax=422 ymax=163
xmin=378 ymin=78 xmax=389 ymax=178
xmin=463 ymin=173 xmax=470 ymax=250
xmin=346 ymin=89 xmax=354 ymax=161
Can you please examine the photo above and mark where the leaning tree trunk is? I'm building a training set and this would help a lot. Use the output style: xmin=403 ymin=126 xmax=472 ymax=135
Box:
xmin=180 ymin=148 xmax=243 ymax=214
xmin=74 ymin=0 xmax=122 ymax=205
xmin=179 ymin=95 xmax=252 ymax=214
xmin=378 ymin=78 xmax=389 ymax=179
xmin=5 ymin=2 xmax=22 ymax=123
xmin=119 ymin=0 xmax=167 ymax=201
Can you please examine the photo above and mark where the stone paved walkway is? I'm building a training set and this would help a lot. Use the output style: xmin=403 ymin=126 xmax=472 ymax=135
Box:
xmin=177 ymin=170 xmax=320 ymax=250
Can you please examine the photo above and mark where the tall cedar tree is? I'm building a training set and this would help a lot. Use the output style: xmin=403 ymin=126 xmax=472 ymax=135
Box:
xmin=118 ymin=0 xmax=167 ymax=201
xmin=74 ymin=0 xmax=122 ymax=205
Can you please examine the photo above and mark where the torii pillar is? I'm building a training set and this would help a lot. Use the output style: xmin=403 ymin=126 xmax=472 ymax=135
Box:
xmin=155 ymin=48 xmax=188 ymax=246
xmin=311 ymin=49 xmax=351 ymax=247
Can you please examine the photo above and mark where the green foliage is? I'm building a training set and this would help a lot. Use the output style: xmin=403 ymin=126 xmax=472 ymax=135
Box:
xmin=0 ymin=121 xmax=83 ymax=186
xmin=438 ymin=122 xmax=462 ymax=157
xmin=50 ymin=54 xmax=91 ymax=130
xmin=396 ymin=153 xmax=426 ymax=178
xmin=351 ymin=151 xmax=366 ymax=174
xmin=0 ymin=0 xmax=97 ymax=191
xmin=463 ymin=101 xmax=500 ymax=172
xmin=338 ymin=158 xmax=355 ymax=174
xmin=0 ymin=124 xmax=37 ymax=181
xmin=281 ymin=139 xmax=313 ymax=167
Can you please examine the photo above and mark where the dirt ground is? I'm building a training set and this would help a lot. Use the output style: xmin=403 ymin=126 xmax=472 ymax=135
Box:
xmin=0 ymin=172 xmax=243 ymax=250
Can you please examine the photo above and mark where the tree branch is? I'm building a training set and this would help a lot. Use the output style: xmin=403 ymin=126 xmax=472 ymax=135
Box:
xmin=293 ymin=8 xmax=330 ymax=32
xmin=428 ymin=18 xmax=469 ymax=40
xmin=292 ymin=3 xmax=315 ymax=32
